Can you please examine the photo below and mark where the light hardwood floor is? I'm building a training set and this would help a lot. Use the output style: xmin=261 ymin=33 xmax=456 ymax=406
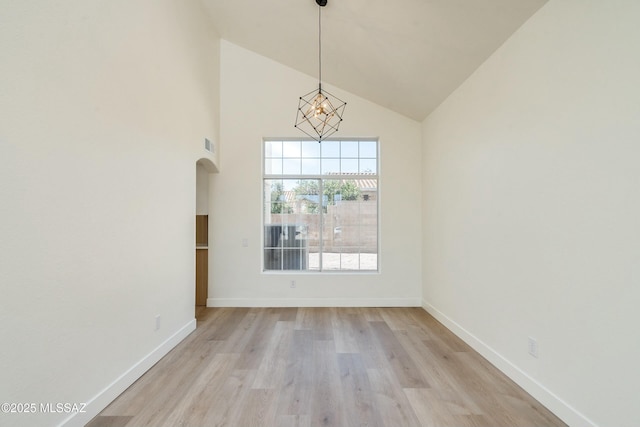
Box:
xmin=88 ymin=307 xmax=567 ymax=427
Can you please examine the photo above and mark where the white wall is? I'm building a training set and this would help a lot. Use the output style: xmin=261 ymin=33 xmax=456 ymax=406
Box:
xmin=210 ymin=40 xmax=422 ymax=306
xmin=421 ymin=1 xmax=640 ymax=426
xmin=0 ymin=1 xmax=219 ymax=426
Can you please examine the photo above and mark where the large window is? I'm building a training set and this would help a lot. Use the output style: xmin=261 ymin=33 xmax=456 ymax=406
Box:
xmin=263 ymin=139 xmax=378 ymax=272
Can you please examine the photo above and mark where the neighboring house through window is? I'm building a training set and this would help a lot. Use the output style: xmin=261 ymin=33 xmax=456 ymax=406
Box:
xmin=263 ymin=139 xmax=379 ymax=272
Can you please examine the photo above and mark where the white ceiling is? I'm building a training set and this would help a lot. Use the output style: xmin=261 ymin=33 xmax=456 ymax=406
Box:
xmin=202 ymin=0 xmax=547 ymax=121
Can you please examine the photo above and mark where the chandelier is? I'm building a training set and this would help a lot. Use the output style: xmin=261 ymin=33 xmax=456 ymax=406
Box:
xmin=295 ymin=0 xmax=346 ymax=142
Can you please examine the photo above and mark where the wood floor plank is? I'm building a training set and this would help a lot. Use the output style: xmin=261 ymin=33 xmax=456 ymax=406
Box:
xmin=251 ymin=320 xmax=294 ymax=389
xmin=357 ymin=307 xmax=384 ymax=322
xmin=276 ymin=307 xmax=299 ymax=322
xmin=89 ymin=308 xmax=567 ymax=427
xmin=331 ymin=309 xmax=361 ymax=353
xmin=232 ymin=388 xmax=278 ymax=427
xmin=234 ymin=310 xmax=282 ymax=370
xmin=84 ymin=415 xmax=133 ymax=427
xmin=346 ymin=312 xmax=386 ymax=369
xmin=100 ymin=338 xmax=223 ymax=417
xmin=366 ymin=368 xmax=422 ymax=427
xmin=451 ymin=414 xmax=494 ymax=427
xmin=204 ymin=307 xmax=251 ymax=341
xmin=337 ymin=353 xmax=383 ymax=427
xmin=311 ymin=308 xmax=335 ymax=340
xmin=276 ymin=414 xmax=311 ymax=427
xmin=394 ymin=328 xmax=485 ymax=416
xmin=156 ymin=353 xmax=239 ymax=427
xmin=199 ymin=368 xmax=257 ymax=427
xmin=378 ymin=306 xmax=418 ymax=331
xmin=293 ymin=307 xmax=312 ymax=330
xmin=310 ymin=339 xmax=346 ymax=427
xmin=369 ymin=320 xmax=430 ymax=388
xmin=277 ymin=329 xmax=314 ymax=417
xmin=405 ymin=387 xmax=465 ymax=427
xmin=217 ymin=308 xmax=264 ymax=354
xmin=121 ymin=348 xmax=223 ymax=427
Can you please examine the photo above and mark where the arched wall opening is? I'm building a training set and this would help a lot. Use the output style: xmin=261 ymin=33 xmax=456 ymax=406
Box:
xmin=195 ymin=158 xmax=216 ymax=307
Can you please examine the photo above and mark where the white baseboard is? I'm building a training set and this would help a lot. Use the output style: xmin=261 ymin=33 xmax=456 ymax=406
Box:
xmin=207 ymin=297 xmax=421 ymax=307
xmin=421 ymin=300 xmax=597 ymax=427
xmin=59 ymin=319 xmax=197 ymax=427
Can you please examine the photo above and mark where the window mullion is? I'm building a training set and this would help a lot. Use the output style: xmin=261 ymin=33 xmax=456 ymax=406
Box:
xmin=318 ymin=178 xmax=323 ymax=272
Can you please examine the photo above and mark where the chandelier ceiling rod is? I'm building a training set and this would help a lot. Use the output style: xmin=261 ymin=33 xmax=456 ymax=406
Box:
xmin=318 ymin=2 xmax=322 ymax=89
xmin=316 ymin=0 xmax=326 ymax=87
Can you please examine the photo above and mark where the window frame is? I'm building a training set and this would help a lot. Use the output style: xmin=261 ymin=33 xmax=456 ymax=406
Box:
xmin=262 ymin=137 xmax=380 ymax=274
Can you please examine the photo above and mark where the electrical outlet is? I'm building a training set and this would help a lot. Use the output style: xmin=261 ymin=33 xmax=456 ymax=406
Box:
xmin=528 ymin=336 xmax=539 ymax=358
xmin=155 ymin=315 xmax=161 ymax=331
xmin=290 ymin=280 xmax=296 ymax=288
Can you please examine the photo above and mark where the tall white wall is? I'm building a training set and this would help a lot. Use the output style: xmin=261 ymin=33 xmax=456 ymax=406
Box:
xmin=211 ymin=40 xmax=422 ymax=306
xmin=421 ymin=1 xmax=640 ymax=426
xmin=0 ymin=1 xmax=219 ymax=426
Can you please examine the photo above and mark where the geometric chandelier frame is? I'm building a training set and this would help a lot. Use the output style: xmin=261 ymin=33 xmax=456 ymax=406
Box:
xmin=295 ymin=85 xmax=346 ymax=142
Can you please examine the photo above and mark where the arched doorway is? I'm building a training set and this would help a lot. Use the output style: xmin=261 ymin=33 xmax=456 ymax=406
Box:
xmin=195 ymin=158 xmax=216 ymax=307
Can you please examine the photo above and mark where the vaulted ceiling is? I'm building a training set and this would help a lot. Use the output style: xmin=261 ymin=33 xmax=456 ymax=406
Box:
xmin=202 ymin=0 xmax=547 ymax=121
